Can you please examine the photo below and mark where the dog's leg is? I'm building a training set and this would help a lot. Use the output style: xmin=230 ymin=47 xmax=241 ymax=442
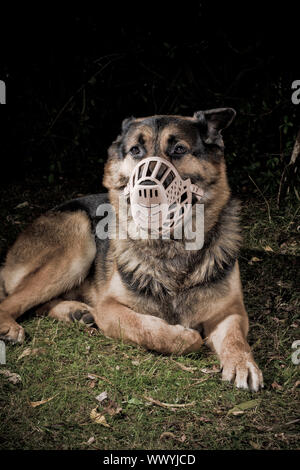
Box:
xmin=0 ymin=211 xmax=96 ymax=343
xmin=204 ymin=310 xmax=263 ymax=391
xmin=95 ymin=298 xmax=203 ymax=355
xmin=36 ymin=299 xmax=95 ymax=326
xmin=0 ymin=269 xmax=6 ymax=302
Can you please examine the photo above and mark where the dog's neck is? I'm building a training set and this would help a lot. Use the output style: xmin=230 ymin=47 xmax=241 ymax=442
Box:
xmin=113 ymin=197 xmax=242 ymax=297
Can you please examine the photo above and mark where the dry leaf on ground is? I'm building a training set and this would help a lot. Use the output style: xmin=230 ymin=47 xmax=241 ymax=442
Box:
xmin=227 ymin=399 xmax=261 ymax=416
xmin=86 ymin=436 xmax=95 ymax=445
xmin=197 ymin=416 xmax=212 ymax=422
xmin=95 ymin=391 xmax=122 ymax=416
xmin=249 ymin=440 xmax=261 ymax=449
xmin=292 ymin=380 xmax=300 ymax=391
xmin=17 ymin=347 xmax=46 ymax=361
xmin=30 ymin=395 xmax=57 ymax=407
xmin=128 ymin=397 xmax=144 ymax=405
xmin=96 ymin=391 xmax=108 ymax=403
xmin=104 ymin=402 xmax=122 ymax=417
xmin=0 ymin=369 xmax=21 ymax=384
xmin=90 ymin=407 xmax=110 ymax=427
xmin=15 ymin=201 xmax=29 ymax=209
xmin=271 ymin=381 xmax=283 ymax=390
xmin=160 ymin=432 xmax=186 ymax=443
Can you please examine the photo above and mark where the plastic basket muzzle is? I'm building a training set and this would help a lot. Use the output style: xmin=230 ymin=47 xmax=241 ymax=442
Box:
xmin=124 ymin=157 xmax=203 ymax=234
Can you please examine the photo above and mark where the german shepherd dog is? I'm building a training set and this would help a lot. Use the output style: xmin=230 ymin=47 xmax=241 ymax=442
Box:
xmin=0 ymin=109 xmax=264 ymax=391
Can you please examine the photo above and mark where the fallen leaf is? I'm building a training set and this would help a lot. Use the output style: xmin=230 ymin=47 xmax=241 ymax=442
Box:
xmin=105 ymin=403 xmax=122 ymax=417
xmin=87 ymin=328 xmax=98 ymax=337
xmin=271 ymin=381 xmax=283 ymax=390
xmin=17 ymin=347 xmax=46 ymax=361
xmin=249 ymin=440 xmax=261 ymax=449
xmin=277 ymin=281 xmax=292 ymax=289
xmin=144 ymin=395 xmax=195 ymax=409
xmin=179 ymin=434 xmax=186 ymax=443
xmin=87 ymin=373 xmax=97 ymax=380
xmin=292 ymin=380 xmax=300 ymax=391
xmin=227 ymin=399 xmax=261 ymax=416
xmin=131 ymin=360 xmax=140 ymax=366
xmin=0 ymin=369 xmax=21 ymax=384
xmin=17 ymin=348 xmax=32 ymax=360
xmin=96 ymin=392 xmax=123 ymax=416
xmin=86 ymin=436 xmax=95 ymax=445
xmin=15 ymin=201 xmax=29 ymax=209
xmin=95 ymin=391 xmax=108 ymax=403
xmin=128 ymin=397 xmax=144 ymax=405
xmin=90 ymin=407 xmax=110 ymax=427
xmin=30 ymin=395 xmax=57 ymax=407
xmin=197 ymin=416 xmax=211 ymax=422
xmin=263 ymin=245 xmax=274 ymax=252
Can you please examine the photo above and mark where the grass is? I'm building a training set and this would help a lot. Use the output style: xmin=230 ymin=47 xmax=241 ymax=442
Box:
xmin=0 ymin=182 xmax=299 ymax=450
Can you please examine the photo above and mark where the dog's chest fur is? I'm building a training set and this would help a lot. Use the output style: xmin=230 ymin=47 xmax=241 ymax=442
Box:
xmin=114 ymin=198 xmax=242 ymax=325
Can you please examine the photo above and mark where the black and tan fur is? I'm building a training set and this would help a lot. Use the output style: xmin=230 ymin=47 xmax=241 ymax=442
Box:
xmin=0 ymin=109 xmax=263 ymax=391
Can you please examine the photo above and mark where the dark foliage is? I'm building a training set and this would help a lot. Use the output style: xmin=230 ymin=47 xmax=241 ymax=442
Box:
xmin=0 ymin=4 xmax=299 ymax=196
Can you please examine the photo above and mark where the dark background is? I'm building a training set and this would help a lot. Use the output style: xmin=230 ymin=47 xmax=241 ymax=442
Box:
xmin=0 ymin=2 xmax=299 ymax=197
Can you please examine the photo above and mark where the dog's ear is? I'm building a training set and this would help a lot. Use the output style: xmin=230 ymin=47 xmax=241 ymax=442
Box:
xmin=193 ymin=108 xmax=236 ymax=147
xmin=107 ymin=116 xmax=136 ymax=161
xmin=121 ymin=116 xmax=136 ymax=133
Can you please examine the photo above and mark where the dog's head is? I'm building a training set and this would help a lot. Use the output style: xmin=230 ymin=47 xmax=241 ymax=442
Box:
xmin=103 ymin=109 xmax=236 ymax=236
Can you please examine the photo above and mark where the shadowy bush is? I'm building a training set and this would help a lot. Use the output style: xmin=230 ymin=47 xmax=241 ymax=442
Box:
xmin=0 ymin=7 xmax=299 ymax=197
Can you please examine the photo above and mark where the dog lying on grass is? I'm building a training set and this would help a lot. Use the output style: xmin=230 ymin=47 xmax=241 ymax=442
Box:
xmin=0 ymin=109 xmax=263 ymax=391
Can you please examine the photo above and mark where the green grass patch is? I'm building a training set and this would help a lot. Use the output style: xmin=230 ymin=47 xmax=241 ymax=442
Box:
xmin=0 ymin=193 xmax=299 ymax=450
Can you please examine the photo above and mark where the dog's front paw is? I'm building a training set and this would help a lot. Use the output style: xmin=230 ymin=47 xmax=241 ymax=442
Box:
xmin=221 ymin=352 xmax=264 ymax=392
xmin=70 ymin=309 xmax=95 ymax=326
xmin=173 ymin=326 xmax=203 ymax=355
xmin=0 ymin=312 xmax=25 ymax=344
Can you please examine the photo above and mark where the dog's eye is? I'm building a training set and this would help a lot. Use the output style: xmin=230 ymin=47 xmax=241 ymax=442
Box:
xmin=173 ymin=144 xmax=187 ymax=155
xmin=129 ymin=146 xmax=143 ymax=158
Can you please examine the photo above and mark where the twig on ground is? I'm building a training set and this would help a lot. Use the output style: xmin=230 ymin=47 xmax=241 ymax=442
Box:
xmin=144 ymin=395 xmax=195 ymax=408
xmin=248 ymin=174 xmax=271 ymax=223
